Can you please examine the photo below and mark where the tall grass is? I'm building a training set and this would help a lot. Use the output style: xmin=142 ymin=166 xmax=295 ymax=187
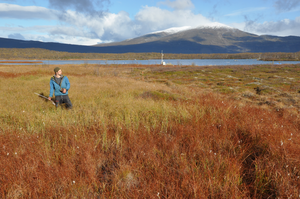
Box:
xmin=0 ymin=64 xmax=300 ymax=198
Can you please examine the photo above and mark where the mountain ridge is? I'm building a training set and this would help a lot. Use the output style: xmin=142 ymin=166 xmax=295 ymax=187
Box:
xmin=94 ymin=26 xmax=300 ymax=53
xmin=1 ymin=26 xmax=300 ymax=54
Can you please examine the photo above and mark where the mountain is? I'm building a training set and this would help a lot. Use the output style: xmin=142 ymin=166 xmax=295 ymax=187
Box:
xmin=1 ymin=24 xmax=300 ymax=54
xmin=94 ymin=24 xmax=300 ymax=53
xmin=0 ymin=37 xmax=105 ymax=53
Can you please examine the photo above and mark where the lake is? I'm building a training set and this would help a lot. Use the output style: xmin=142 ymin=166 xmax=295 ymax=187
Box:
xmin=1 ymin=59 xmax=300 ymax=66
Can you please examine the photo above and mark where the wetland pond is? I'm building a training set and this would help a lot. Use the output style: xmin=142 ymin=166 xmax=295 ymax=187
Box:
xmin=1 ymin=59 xmax=300 ymax=66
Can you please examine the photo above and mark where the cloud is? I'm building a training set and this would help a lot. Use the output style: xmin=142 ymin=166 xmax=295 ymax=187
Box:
xmin=40 ymin=5 xmax=214 ymax=43
xmin=57 ymin=4 xmax=215 ymax=43
xmin=2 ymin=24 xmax=104 ymax=45
xmin=8 ymin=33 xmax=25 ymax=40
xmin=158 ymin=0 xmax=194 ymax=10
xmin=0 ymin=3 xmax=58 ymax=19
xmin=0 ymin=2 xmax=216 ymax=45
xmin=38 ymin=35 xmax=103 ymax=45
xmin=243 ymin=15 xmax=262 ymax=31
xmin=225 ymin=7 xmax=269 ymax=17
xmin=134 ymin=6 xmax=211 ymax=33
xmin=243 ymin=16 xmax=300 ymax=36
xmin=274 ymin=0 xmax=300 ymax=12
xmin=51 ymin=10 xmax=133 ymax=41
xmin=48 ymin=0 xmax=110 ymax=15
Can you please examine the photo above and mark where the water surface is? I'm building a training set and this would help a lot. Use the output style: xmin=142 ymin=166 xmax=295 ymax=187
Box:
xmin=1 ymin=59 xmax=300 ymax=66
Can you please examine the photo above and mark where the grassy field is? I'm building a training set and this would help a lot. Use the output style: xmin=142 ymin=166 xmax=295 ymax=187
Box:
xmin=1 ymin=63 xmax=300 ymax=198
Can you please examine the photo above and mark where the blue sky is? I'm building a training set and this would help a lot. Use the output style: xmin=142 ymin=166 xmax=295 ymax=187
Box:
xmin=0 ymin=0 xmax=300 ymax=45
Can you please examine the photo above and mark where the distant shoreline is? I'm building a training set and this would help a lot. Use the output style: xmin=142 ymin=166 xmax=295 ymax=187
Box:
xmin=0 ymin=48 xmax=299 ymax=61
xmin=0 ymin=61 xmax=43 ymax=63
xmin=0 ymin=58 xmax=299 ymax=62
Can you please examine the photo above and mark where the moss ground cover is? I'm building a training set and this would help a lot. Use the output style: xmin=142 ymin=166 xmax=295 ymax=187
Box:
xmin=0 ymin=63 xmax=300 ymax=198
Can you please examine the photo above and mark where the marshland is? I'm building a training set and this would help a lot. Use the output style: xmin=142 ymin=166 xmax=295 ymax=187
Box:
xmin=1 ymin=61 xmax=300 ymax=198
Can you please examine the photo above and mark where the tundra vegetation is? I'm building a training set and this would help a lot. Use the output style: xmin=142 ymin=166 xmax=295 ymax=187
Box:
xmin=0 ymin=48 xmax=299 ymax=61
xmin=1 ymin=62 xmax=300 ymax=198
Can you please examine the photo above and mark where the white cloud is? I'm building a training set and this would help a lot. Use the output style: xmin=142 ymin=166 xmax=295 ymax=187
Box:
xmin=53 ymin=10 xmax=133 ymax=41
xmin=135 ymin=6 xmax=211 ymax=32
xmin=44 ymin=35 xmax=103 ymax=45
xmin=7 ymin=1 xmax=300 ymax=45
xmin=0 ymin=25 xmax=97 ymax=45
xmin=0 ymin=2 xmax=216 ymax=45
xmin=0 ymin=3 xmax=58 ymax=20
xmin=158 ymin=0 xmax=194 ymax=10
xmin=1 ymin=24 xmax=56 ymax=35
xmin=8 ymin=33 xmax=25 ymax=40
xmin=231 ymin=17 xmax=300 ymax=37
xmin=260 ymin=20 xmax=300 ymax=36
xmin=48 ymin=0 xmax=110 ymax=15
xmin=228 ymin=22 xmax=246 ymax=31
xmin=45 ymin=4 xmax=214 ymax=43
xmin=30 ymin=34 xmax=103 ymax=45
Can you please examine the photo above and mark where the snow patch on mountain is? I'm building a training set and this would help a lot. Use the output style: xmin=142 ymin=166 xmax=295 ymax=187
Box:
xmin=124 ymin=23 xmax=234 ymax=42
xmin=150 ymin=26 xmax=192 ymax=35
xmin=149 ymin=22 xmax=233 ymax=36
xmin=196 ymin=22 xmax=233 ymax=29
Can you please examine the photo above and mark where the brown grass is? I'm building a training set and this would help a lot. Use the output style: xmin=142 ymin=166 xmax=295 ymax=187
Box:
xmin=0 ymin=71 xmax=41 ymax=78
xmin=0 ymin=61 xmax=43 ymax=63
xmin=1 ymin=64 xmax=300 ymax=198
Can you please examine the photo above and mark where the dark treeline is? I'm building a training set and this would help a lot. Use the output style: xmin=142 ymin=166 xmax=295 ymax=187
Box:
xmin=0 ymin=48 xmax=299 ymax=61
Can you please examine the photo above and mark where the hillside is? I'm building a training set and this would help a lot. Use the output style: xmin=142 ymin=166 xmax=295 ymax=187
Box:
xmin=95 ymin=26 xmax=300 ymax=53
xmin=1 ymin=25 xmax=300 ymax=53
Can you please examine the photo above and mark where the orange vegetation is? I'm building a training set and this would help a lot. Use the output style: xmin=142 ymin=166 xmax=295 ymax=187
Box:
xmin=1 ymin=92 xmax=299 ymax=198
xmin=0 ymin=71 xmax=39 ymax=78
xmin=1 ymin=64 xmax=300 ymax=198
